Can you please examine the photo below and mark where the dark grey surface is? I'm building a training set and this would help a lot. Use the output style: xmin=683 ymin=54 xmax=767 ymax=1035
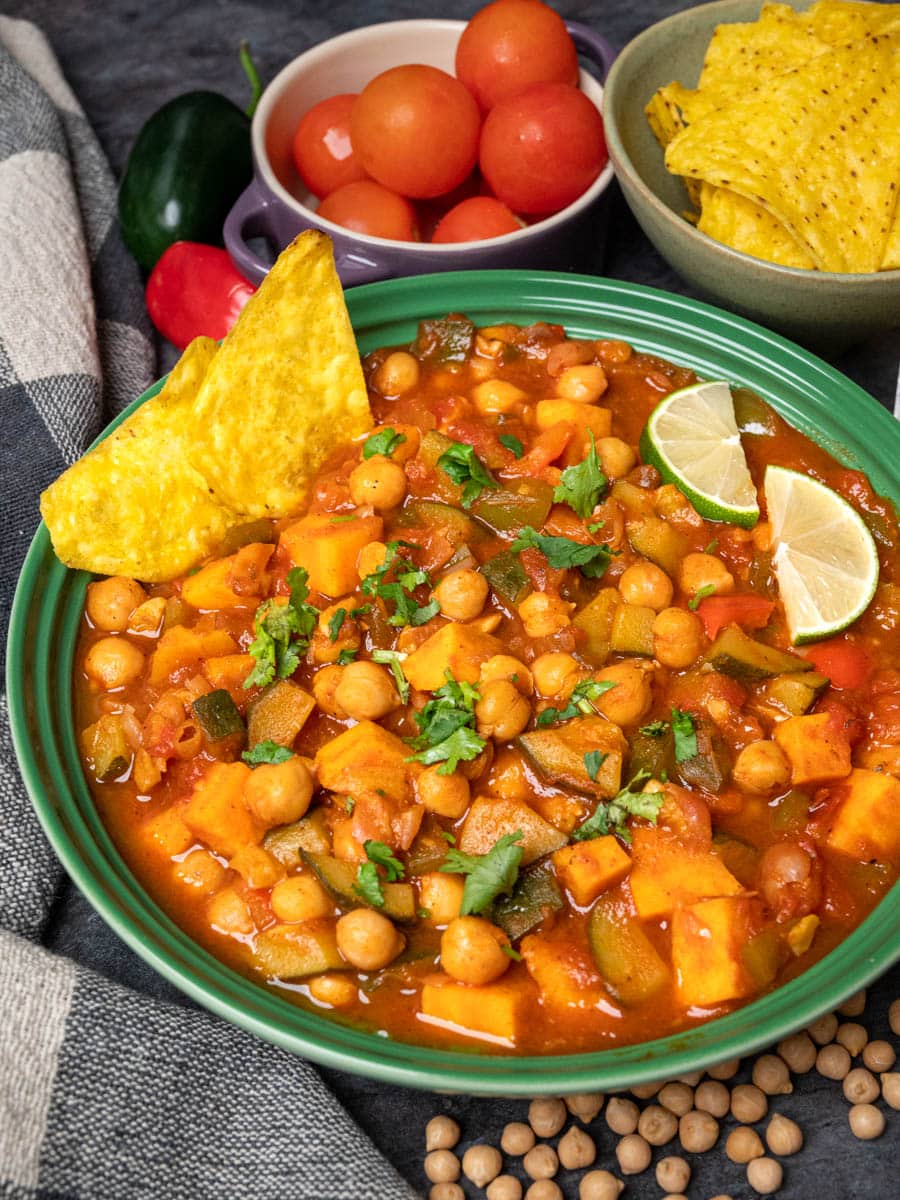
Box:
xmin=9 ymin=1 xmax=899 ymax=1195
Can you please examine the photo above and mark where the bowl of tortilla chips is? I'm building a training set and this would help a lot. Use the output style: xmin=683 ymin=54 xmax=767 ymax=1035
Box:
xmin=602 ymin=0 xmax=900 ymax=351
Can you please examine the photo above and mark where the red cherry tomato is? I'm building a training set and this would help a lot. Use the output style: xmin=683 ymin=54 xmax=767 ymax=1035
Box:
xmin=479 ymin=82 xmax=607 ymax=215
xmin=316 ymin=179 xmax=419 ymax=241
xmin=291 ymin=93 xmax=368 ymax=199
xmin=351 ymin=65 xmax=481 ymax=199
xmin=432 ymin=196 xmax=523 ymax=243
xmin=456 ymin=0 xmax=579 ymax=111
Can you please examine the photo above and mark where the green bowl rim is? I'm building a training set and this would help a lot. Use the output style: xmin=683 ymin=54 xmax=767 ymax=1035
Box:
xmin=7 ymin=268 xmax=899 ymax=1094
xmin=602 ymin=0 xmax=900 ymax=283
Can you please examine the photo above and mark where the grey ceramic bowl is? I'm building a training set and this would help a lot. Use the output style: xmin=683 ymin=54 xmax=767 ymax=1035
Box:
xmin=602 ymin=0 xmax=900 ymax=351
xmin=224 ymin=19 xmax=616 ymax=287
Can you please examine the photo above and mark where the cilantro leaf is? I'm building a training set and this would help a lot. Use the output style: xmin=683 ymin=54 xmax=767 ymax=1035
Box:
xmin=327 ymin=607 xmax=347 ymax=642
xmin=671 ymin=707 xmax=698 ymax=763
xmin=440 ymin=832 xmax=524 ymax=915
xmin=499 ymin=433 xmax=524 ymax=459
xmin=501 ymin=944 xmax=523 ymax=961
xmin=411 ymin=726 xmax=486 ymax=773
xmin=583 ymin=750 xmax=608 ymax=781
xmin=536 ymin=678 xmax=618 ymax=727
xmin=244 ymin=566 xmax=318 ymax=689
xmin=639 ymin=720 xmax=669 ymax=737
xmin=510 ymin=526 xmax=617 ymax=580
xmin=372 ymin=649 xmax=411 ymax=703
xmin=406 ymin=670 xmax=486 ymax=775
xmin=363 ymin=839 xmax=405 ymax=881
xmin=688 ymin=583 xmax=716 ymax=611
xmin=354 ymin=862 xmax=386 ymax=907
xmin=337 ymin=648 xmax=358 ymax=665
xmin=363 ymin=427 xmax=407 ymax=459
xmin=571 ymin=770 xmax=662 ymax=843
xmin=360 ymin=541 xmax=438 ymax=628
xmin=437 ymin=441 xmax=496 ymax=509
xmin=553 ymin=432 xmax=608 ymax=519
xmin=241 ymin=740 xmax=294 ymax=766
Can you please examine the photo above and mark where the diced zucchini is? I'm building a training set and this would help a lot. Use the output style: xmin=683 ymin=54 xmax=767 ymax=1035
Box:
xmin=706 ymin=626 xmax=811 ymax=681
xmin=771 ymin=788 xmax=811 ymax=834
xmin=254 ymin=920 xmax=347 ymax=978
xmin=302 ymin=851 xmax=416 ymax=922
xmin=610 ymin=604 xmax=656 ymax=656
xmin=192 ymin=689 xmax=245 ymax=740
xmin=396 ymin=500 xmax=482 ymax=549
xmin=417 ymin=429 xmax=455 ymax=470
xmin=406 ymin=822 xmax=452 ymax=876
xmin=712 ymin=833 xmax=760 ymax=887
xmin=491 ymin=861 xmax=564 ymax=942
xmin=519 ymin=716 xmax=626 ymax=799
xmin=247 ymin=679 xmax=315 ymax=749
xmin=217 ymin=518 xmax=276 ymax=556
xmin=263 ymin=809 xmax=331 ymax=866
xmin=472 ymin=482 xmax=553 ymax=535
xmin=459 ymin=796 xmax=568 ymax=865
xmin=741 ymin=925 xmax=789 ymax=989
xmin=412 ymin=314 xmax=476 ymax=363
xmin=611 ymin=480 xmax=656 ymax=516
xmin=676 ymin=718 xmax=732 ymax=791
xmin=626 ymin=516 xmax=687 ymax=577
xmin=482 ymin=548 xmax=530 ymax=604
xmin=80 ymin=714 xmax=132 ymax=782
xmin=573 ymin=588 xmax=619 ymax=663
xmin=628 ymin=726 xmax=675 ymax=781
xmin=762 ymin=671 xmax=830 ymax=716
xmin=587 ymin=894 xmax=670 ymax=1007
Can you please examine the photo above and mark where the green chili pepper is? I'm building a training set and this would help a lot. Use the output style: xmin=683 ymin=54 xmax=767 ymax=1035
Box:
xmin=118 ymin=42 xmax=262 ymax=270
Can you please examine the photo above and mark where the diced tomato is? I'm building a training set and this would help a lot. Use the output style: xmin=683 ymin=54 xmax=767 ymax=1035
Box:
xmin=502 ymin=423 xmax=572 ymax=477
xmin=817 ymin=696 xmax=866 ymax=748
xmin=444 ymin=418 xmax=508 ymax=469
xmin=669 ymin=671 xmax=747 ymax=716
xmin=800 ymin=638 xmax=870 ymax=690
xmin=695 ymin=595 xmax=775 ymax=639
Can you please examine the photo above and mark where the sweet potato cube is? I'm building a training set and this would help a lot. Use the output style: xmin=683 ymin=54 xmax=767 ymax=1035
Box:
xmin=672 ymin=896 xmax=753 ymax=1009
xmin=535 ymin=399 xmax=612 ymax=439
xmin=181 ymin=543 xmax=273 ymax=611
xmin=521 ymin=934 xmax=608 ymax=1010
xmin=403 ymin=623 xmax=503 ymax=692
xmin=419 ymin=976 xmax=526 ymax=1044
xmin=459 ymin=796 xmax=567 ymax=866
xmin=315 ymin=720 xmax=410 ymax=802
xmin=629 ymin=829 xmax=743 ymax=920
xmin=203 ymin=653 xmax=255 ymax=703
xmin=553 ymin=835 xmax=632 ymax=906
xmin=182 ymin=761 xmax=264 ymax=858
xmin=827 ymin=768 xmax=900 ymax=861
xmin=281 ymin=513 xmax=383 ymax=597
xmin=149 ymin=626 xmax=238 ymax=687
xmin=142 ymin=805 xmax=194 ymax=858
xmin=774 ymin=713 xmax=852 ymax=786
xmin=247 ymin=679 xmax=315 ymax=749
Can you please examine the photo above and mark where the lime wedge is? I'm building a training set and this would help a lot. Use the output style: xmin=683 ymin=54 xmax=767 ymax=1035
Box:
xmin=640 ymin=380 xmax=760 ymax=528
xmin=765 ymin=465 xmax=879 ymax=645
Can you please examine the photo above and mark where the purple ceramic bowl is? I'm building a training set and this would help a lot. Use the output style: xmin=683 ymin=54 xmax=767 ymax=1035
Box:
xmin=224 ymin=18 xmax=616 ymax=286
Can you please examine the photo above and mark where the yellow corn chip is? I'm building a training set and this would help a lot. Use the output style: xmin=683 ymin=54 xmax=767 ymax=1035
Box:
xmin=697 ymin=183 xmax=817 ymax=269
xmin=41 ymin=338 xmax=232 ymax=581
xmin=809 ymin=0 xmax=900 ymax=44
xmin=188 ymin=231 xmax=372 ymax=519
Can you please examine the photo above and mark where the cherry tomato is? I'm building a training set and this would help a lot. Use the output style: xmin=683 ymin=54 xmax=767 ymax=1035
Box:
xmin=316 ymin=179 xmax=419 ymax=241
xmin=479 ymin=82 xmax=607 ymax=215
xmin=432 ymin=196 xmax=523 ymax=243
xmin=351 ymin=65 xmax=481 ymax=199
xmin=456 ymin=0 xmax=579 ymax=112
xmin=291 ymin=93 xmax=368 ymax=199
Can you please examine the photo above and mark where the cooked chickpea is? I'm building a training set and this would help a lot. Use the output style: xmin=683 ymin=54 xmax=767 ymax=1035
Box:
xmin=476 ymin=679 xmax=531 ymax=741
xmin=472 ymin=378 xmax=527 ymax=414
xmin=881 ymin=1072 xmax=900 ymax=1109
xmin=529 ymin=1097 xmax=567 ymax=1138
xmin=752 ymin=1054 xmax=793 ymax=1096
xmin=228 ymin=845 xmax=284 ymax=889
xmin=556 ymin=364 xmax=608 ymax=404
xmin=619 ymin=562 xmax=673 ymax=611
xmin=658 ymin=1081 xmax=694 ymax=1117
xmin=558 ymin=1126 xmax=596 ymax=1170
xmin=733 ymin=741 xmax=791 ymax=794
xmin=375 ymin=350 xmax=420 ymax=396
xmin=426 ymin=1116 xmax=460 ymax=1152
xmin=707 ymin=1058 xmax=741 ymax=1081
xmin=579 ymin=1170 xmax=623 ymax=1200
xmin=480 ymin=655 xmax=533 ymax=694
xmin=531 ymin=652 xmax=580 ymax=698
xmin=307 ymin=973 xmax=357 ymax=1007
xmin=730 ymin=1084 xmax=768 ymax=1123
xmin=679 ymin=1110 xmax=718 ymax=1153
xmin=173 ymin=849 xmax=226 ymax=894
xmin=441 ymin=916 xmax=510 ymax=985
xmin=349 ymin=455 xmax=407 ymax=510
xmin=816 ymin=1042 xmax=851 ymax=1080
xmin=656 ymin=1156 xmax=690 ymax=1194
xmin=336 ymin=908 xmax=404 ymax=971
xmin=694 ymin=1080 xmax=731 ymax=1117
xmin=615 ymin=1133 xmax=651 ymax=1175
xmin=678 ymin=552 xmax=735 ymax=599
xmin=726 ymin=1126 xmax=764 ymax=1164
xmin=518 ymin=592 xmax=574 ymax=637
xmin=596 ymin=436 xmax=636 ymax=480
xmin=86 ymin=576 xmax=147 ymax=631
xmin=849 ymin=1102 xmax=885 ymax=1140
xmin=418 ymin=872 xmax=465 ymax=925
xmin=463 ymin=1144 xmax=502 ymax=1187
xmin=270 ymin=873 xmax=332 ymax=923
xmin=807 ymin=1012 xmax=839 ymax=1045
xmin=638 ymin=1104 xmax=677 ymax=1146
xmin=565 ymin=1093 xmax=604 ymax=1123
xmin=863 ymin=1039 xmax=896 ymax=1072
xmin=487 ymin=1176 xmax=523 ymax=1200
xmin=765 ymin=1114 xmax=803 ymax=1156
xmin=501 ymin=1121 xmax=535 ymax=1156
xmin=523 ymin=1144 xmax=558 ymax=1180
xmin=432 ymin=567 xmax=488 ymax=621
xmin=357 ymin=539 xmax=387 ymax=580
xmin=836 ymin=1022 xmax=869 ymax=1057
xmin=415 ymin=765 xmax=470 ymax=818
xmin=425 ymin=1149 xmax=461 ymax=1183
xmin=245 ymin=757 xmax=314 ymax=826
xmin=843 ymin=1066 xmax=880 ymax=1104
xmin=84 ymin=636 xmax=145 ymax=689
xmin=525 ymin=1183 xmax=562 ymax=1200
xmin=312 ymin=663 xmax=347 ymax=718
xmin=746 ymin=1157 xmax=782 ymax=1195
xmin=334 ymin=660 xmax=399 ymax=721
xmin=838 ymin=989 xmax=866 ymax=1016
xmin=605 ymin=1097 xmax=639 ymax=1134
xmin=594 ymin=660 xmax=654 ymax=726
xmin=777 ymin=1032 xmax=817 ymax=1073
xmin=652 ymin=607 xmax=705 ymax=669
xmin=207 ymin=887 xmax=253 ymax=935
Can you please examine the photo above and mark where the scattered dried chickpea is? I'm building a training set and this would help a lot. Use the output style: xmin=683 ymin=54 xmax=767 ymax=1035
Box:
xmin=656 ymin=1155 xmax=691 ymax=1193
xmin=441 ymin=916 xmax=510 ymax=985
xmin=765 ymin=1114 xmax=803 ymax=1156
xmin=694 ymin=1080 xmax=731 ymax=1117
xmin=518 ymin=592 xmax=574 ymax=637
xmin=849 ymin=1102 xmax=885 ymax=1140
xmin=487 ymin=1176 xmax=523 ymax=1200
xmin=752 ymin=1054 xmax=793 ymax=1095
xmin=638 ymin=1104 xmax=677 ymax=1146
xmin=746 ymin=1156 xmax=783 ymax=1195
xmin=808 ymin=1012 xmax=839 ymax=1045
xmin=630 ymin=1081 xmax=662 ymax=1099
xmin=863 ymin=1040 xmax=896 ymax=1073
xmin=433 ymin=568 xmax=488 ymax=621
xmin=476 ymin=678 xmax=532 ymax=740
xmin=335 ymin=908 xmax=404 ymax=971
xmin=679 ymin=1110 xmax=719 ymax=1153
xmin=558 ymin=1126 xmax=596 ymax=1170
xmin=429 ymin=1185 xmax=464 ymax=1200
xmin=889 ymin=998 xmax=900 ymax=1036
xmin=777 ymin=1032 xmax=817 ymax=1073
xmin=652 ymin=607 xmax=705 ymax=669
xmin=462 ymin=1144 xmax=502 ymax=1187
xmin=615 ymin=1133 xmax=651 ymax=1175
xmin=579 ymin=1170 xmax=624 ymax=1200
xmin=501 ymin=1122 xmax=535 ymax=1156
xmin=605 ymin=1096 xmax=639 ymax=1134
xmin=726 ymin=1126 xmax=765 ymax=1164
xmin=528 ymin=1097 xmax=567 ymax=1138
xmin=843 ymin=1067 xmax=880 ymax=1104
xmin=731 ymin=1084 xmax=768 ymax=1123
xmin=676 ymin=1071 xmax=704 ymax=1086
xmin=816 ymin=1043 xmax=851 ymax=1081
xmin=838 ymin=989 xmax=866 ymax=1017
xmin=881 ymin=1072 xmax=900 ymax=1109
xmin=525 ymin=1182 xmax=562 ymax=1200
xmin=565 ymin=1093 xmax=604 ymax=1123
xmin=425 ymin=1149 xmax=461 ymax=1183
xmin=523 ymin=1144 xmax=558 ymax=1181
xmin=658 ymin=1081 xmax=694 ymax=1117
xmin=707 ymin=1058 xmax=741 ymax=1081
xmin=426 ymin=1116 xmax=460 ymax=1152
xmin=836 ymin=1022 xmax=869 ymax=1057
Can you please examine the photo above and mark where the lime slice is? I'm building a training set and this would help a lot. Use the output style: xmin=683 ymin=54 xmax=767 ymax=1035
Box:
xmin=765 ymin=465 xmax=879 ymax=644
xmin=640 ymin=380 xmax=760 ymax=528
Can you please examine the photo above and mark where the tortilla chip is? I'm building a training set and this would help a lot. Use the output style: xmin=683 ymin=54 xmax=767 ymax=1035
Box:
xmin=809 ymin=0 xmax=900 ymax=44
xmin=665 ymin=33 xmax=900 ymax=273
xmin=188 ymin=231 xmax=372 ymax=519
xmin=41 ymin=338 xmax=233 ymax=581
xmin=697 ymin=183 xmax=817 ymax=269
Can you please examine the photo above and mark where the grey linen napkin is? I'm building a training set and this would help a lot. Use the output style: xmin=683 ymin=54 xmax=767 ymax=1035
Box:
xmin=0 ymin=20 xmax=418 ymax=1199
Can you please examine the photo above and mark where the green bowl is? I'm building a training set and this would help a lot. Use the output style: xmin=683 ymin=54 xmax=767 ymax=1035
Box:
xmin=602 ymin=0 xmax=900 ymax=353
xmin=8 ymin=270 xmax=899 ymax=1094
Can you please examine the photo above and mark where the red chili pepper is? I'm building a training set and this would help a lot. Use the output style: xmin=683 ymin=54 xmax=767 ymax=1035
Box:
xmin=145 ymin=241 xmax=256 ymax=349
xmin=695 ymin=594 xmax=775 ymax=640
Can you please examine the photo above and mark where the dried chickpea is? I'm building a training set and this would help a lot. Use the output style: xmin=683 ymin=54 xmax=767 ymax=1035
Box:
xmin=605 ymin=1096 xmax=639 ymax=1134
xmin=676 ymin=1071 xmax=703 ymax=1085
xmin=849 ymin=1102 xmax=884 ymax=1139
xmin=501 ymin=1122 xmax=535 ymax=1155
xmin=84 ymin=636 xmax=145 ymax=690
xmin=476 ymin=679 xmax=531 ymax=740
xmin=807 ymin=1012 xmax=839 ymax=1044
xmin=765 ymin=1114 xmax=803 ymax=1156
xmin=416 ymin=765 xmax=470 ymax=819
xmin=726 ymin=1126 xmax=764 ymax=1164
xmin=638 ymin=1104 xmax=677 ymax=1146
xmin=777 ymin=1032 xmax=817 ymax=1073
xmin=523 ymin=1144 xmax=558 ymax=1180
xmin=425 ymin=1149 xmax=461 ymax=1183
xmin=426 ymin=1116 xmax=460 ymax=1153
xmin=481 ymin=654 xmax=533 ymax=694
xmin=245 ymin=757 xmax=314 ymax=826
xmin=678 ymin=552 xmax=735 ymax=598
xmin=487 ymin=1177 xmax=523 ymax=1200
xmin=707 ymin=1057 xmax=741 ymax=1081
xmin=652 ymin=607 xmax=705 ymax=669
xmin=579 ymin=1170 xmax=623 ymax=1200
xmin=441 ymin=916 xmax=510 ymax=985
xmin=463 ymin=1144 xmax=502 ymax=1187
xmin=472 ymin=378 xmax=526 ymax=414
xmin=593 ymin=660 xmax=654 ymax=726
xmin=816 ymin=1043 xmax=851 ymax=1080
xmin=890 ymin=998 xmax=900 ymax=1036
xmin=307 ymin=973 xmax=357 ymax=1007
xmin=270 ymin=873 xmax=332 ymax=923
xmin=596 ymin=436 xmax=636 ymax=480
xmin=843 ymin=1067 xmax=880 ymax=1104
xmin=752 ymin=1054 xmax=793 ymax=1096
xmin=434 ymin=568 xmax=488 ymax=620
xmin=838 ymin=989 xmax=866 ymax=1017
xmin=518 ymin=592 xmax=574 ymax=637
xmin=528 ymin=1097 xmax=567 ymax=1138
xmin=558 ymin=1126 xmax=596 ymax=1170
xmin=746 ymin=1157 xmax=782 ymax=1195
xmin=86 ymin=576 xmax=147 ymax=631
xmin=334 ymin=660 xmax=399 ymax=721
xmin=694 ymin=1079 xmax=731 ymax=1117
xmin=733 ymin=741 xmax=791 ymax=794
xmin=349 ymin=455 xmax=407 ymax=509
xmin=679 ymin=1110 xmax=719 ymax=1153
xmin=836 ymin=1022 xmax=869 ymax=1057
xmin=619 ymin=561 xmax=673 ymax=610
xmin=532 ymin=652 xmax=581 ymax=698
xmin=374 ymin=350 xmax=419 ymax=396
xmin=656 ymin=1156 xmax=691 ymax=1194
xmin=630 ymin=1081 xmax=662 ymax=1099
xmin=730 ymin=1084 xmax=768 ymax=1123
xmin=525 ymin=1183 xmax=562 ymax=1200
xmin=336 ymin=908 xmax=404 ymax=971
xmin=658 ymin=1081 xmax=694 ymax=1117
xmin=881 ymin=1072 xmax=900 ymax=1109
xmin=357 ymin=539 xmax=387 ymax=580
xmin=863 ymin=1040 xmax=896 ymax=1073
xmin=565 ymin=1092 xmax=604 ymax=1122
xmin=615 ymin=1133 xmax=651 ymax=1175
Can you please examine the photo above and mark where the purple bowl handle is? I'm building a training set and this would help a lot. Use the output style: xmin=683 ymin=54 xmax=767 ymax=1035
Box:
xmin=566 ymin=20 xmax=617 ymax=82
xmin=224 ymin=179 xmax=282 ymax=285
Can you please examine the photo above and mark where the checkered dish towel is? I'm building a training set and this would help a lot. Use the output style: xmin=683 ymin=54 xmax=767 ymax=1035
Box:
xmin=0 ymin=20 xmax=418 ymax=1200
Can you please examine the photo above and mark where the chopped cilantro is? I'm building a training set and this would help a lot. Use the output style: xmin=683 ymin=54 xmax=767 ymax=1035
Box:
xmin=244 ymin=566 xmax=318 ymax=689
xmin=501 ymin=944 xmax=523 ymax=961
xmin=364 ymin=840 xmax=405 ymax=881
xmin=440 ymin=830 xmax=457 ymax=844
xmin=553 ymin=432 xmax=608 ymax=519
xmin=640 ymin=720 xmax=669 ymax=737
xmin=436 ymin=441 xmax=496 ymax=508
xmin=372 ymin=648 xmax=411 ymax=703
xmin=688 ymin=583 xmax=716 ymax=611
xmin=345 ymin=796 xmax=355 ymax=814
xmin=440 ymin=831 xmax=524 ymax=915
xmin=350 ymin=604 xmax=371 ymax=620
xmin=241 ymin=740 xmax=294 ymax=766
xmin=337 ymin=648 xmax=358 ymax=665
xmin=354 ymin=863 xmax=385 ymax=907
xmin=705 ymin=539 xmax=719 ymax=554
xmin=354 ymin=840 xmax=405 ymax=908
xmin=363 ymin=427 xmax=407 ymax=460
xmin=536 ymin=678 xmax=618 ymax=727
xmin=671 ymin=707 xmax=698 ymax=763
xmin=406 ymin=671 xmax=487 ymax=775
xmin=417 ymin=907 xmax=432 ymax=920
xmin=499 ymin=433 xmax=524 ymax=459
xmin=510 ymin=526 xmax=617 ymax=580
xmin=571 ymin=770 xmax=662 ymax=843
xmin=360 ymin=541 xmax=439 ymax=628
xmin=583 ymin=750 xmax=608 ymax=781
xmin=327 ymin=607 xmax=347 ymax=642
